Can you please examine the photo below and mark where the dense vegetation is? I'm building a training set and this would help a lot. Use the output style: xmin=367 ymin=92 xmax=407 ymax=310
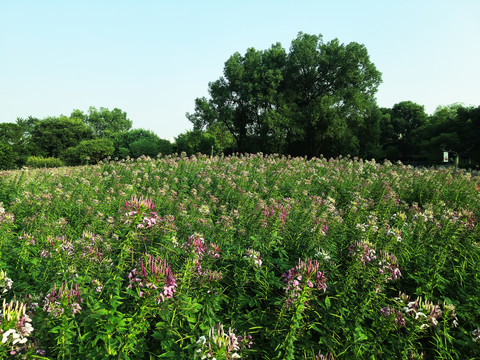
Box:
xmin=0 ymin=154 xmax=479 ymax=358
xmin=1 ymin=33 xmax=479 ymax=170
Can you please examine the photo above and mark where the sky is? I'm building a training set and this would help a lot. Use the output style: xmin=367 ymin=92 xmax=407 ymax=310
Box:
xmin=1 ymin=0 xmax=479 ymax=140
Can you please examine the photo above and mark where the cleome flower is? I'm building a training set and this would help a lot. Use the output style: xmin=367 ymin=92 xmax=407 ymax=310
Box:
xmin=0 ymin=202 xmax=14 ymax=224
xmin=194 ymin=322 xmax=253 ymax=359
xmin=121 ymin=195 xmax=159 ymax=228
xmin=126 ymin=255 xmax=177 ymax=303
xmin=244 ymin=249 xmax=262 ymax=268
xmin=380 ymin=292 xmax=459 ymax=330
xmin=1 ymin=299 xmax=34 ymax=350
xmin=282 ymin=258 xmax=327 ymax=309
xmin=349 ymin=241 xmax=401 ymax=287
xmin=180 ymin=234 xmax=221 ymax=280
xmin=43 ymin=281 xmax=83 ymax=318
xmin=0 ymin=270 xmax=13 ymax=296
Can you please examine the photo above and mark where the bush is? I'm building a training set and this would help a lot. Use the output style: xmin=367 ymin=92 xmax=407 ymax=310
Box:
xmin=61 ymin=139 xmax=114 ymax=165
xmin=25 ymin=156 xmax=64 ymax=168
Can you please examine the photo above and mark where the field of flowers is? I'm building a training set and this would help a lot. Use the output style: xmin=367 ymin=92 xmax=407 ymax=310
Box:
xmin=0 ymin=153 xmax=479 ymax=359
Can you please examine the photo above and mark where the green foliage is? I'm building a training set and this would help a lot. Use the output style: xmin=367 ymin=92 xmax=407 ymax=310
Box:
xmin=113 ymin=128 xmax=173 ymax=159
xmin=188 ymin=32 xmax=382 ymax=157
xmin=408 ymin=104 xmax=480 ymax=167
xmin=72 ymin=106 xmax=133 ymax=138
xmin=29 ymin=116 xmax=94 ymax=158
xmin=175 ymin=130 xmax=222 ymax=156
xmin=25 ymin=155 xmax=64 ymax=168
xmin=0 ymin=155 xmax=479 ymax=358
xmin=0 ymin=143 xmax=16 ymax=170
xmin=61 ymin=138 xmax=115 ymax=165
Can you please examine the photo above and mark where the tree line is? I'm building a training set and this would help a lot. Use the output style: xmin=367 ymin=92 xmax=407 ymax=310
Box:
xmin=1 ymin=32 xmax=479 ymax=170
xmin=186 ymin=32 xmax=480 ymax=167
xmin=0 ymin=107 xmax=174 ymax=169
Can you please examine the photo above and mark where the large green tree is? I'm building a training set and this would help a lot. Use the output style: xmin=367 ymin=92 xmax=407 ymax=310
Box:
xmin=380 ymin=101 xmax=428 ymax=161
xmin=0 ymin=123 xmax=22 ymax=168
xmin=61 ymin=138 xmax=115 ymax=165
xmin=188 ymin=43 xmax=287 ymax=153
xmin=29 ymin=116 xmax=93 ymax=158
xmin=113 ymin=129 xmax=172 ymax=158
xmin=188 ymin=33 xmax=382 ymax=157
xmin=174 ymin=130 xmax=222 ymax=156
xmin=71 ymin=107 xmax=132 ymax=138
xmin=283 ymin=33 xmax=382 ymax=157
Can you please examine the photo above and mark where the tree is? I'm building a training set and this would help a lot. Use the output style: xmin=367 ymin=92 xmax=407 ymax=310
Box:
xmin=380 ymin=101 xmax=428 ymax=161
xmin=15 ymin=116 xmax=41 ymax=165
xmin=113 ymin=129 xmax=172 ymax=158
xmin=175 ymin=130 xmax=222 ymax=156
xmin=413 ymin=104 xmax=480 ymax=166
xmin=187 ymin=33 xmax=382 ymax=157
xmin=61 ymin=138 xmax=115 ymax=165
xmin=0 ymin=143 xmax=16 ymax=170
xmin=187 ymin=43 xmax=287 ymax=153
xmin=0 ymin=123 xmax=22 ymax=168
xmin=29 ymin=116 xmax=93 ymax=158
xmin=456 ymin=105 xmax=480 ymax=165
xmin=283 ymin=33 xmax=382 ymax=157
xmin=72 ymin=107 xmax=132 ymax=138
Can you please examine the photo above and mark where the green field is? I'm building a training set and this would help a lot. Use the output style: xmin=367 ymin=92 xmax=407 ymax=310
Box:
xmin=1 ymin=154 xmax=479 ymax=359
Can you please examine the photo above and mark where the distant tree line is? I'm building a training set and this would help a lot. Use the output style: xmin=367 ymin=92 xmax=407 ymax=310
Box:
xmin=0 ymin=107 xmax=174 ymax=169
xmin=1 ymin=32 xmax=479 ymax=170
xmin=186 ymin=32 xmax=480 ymax=168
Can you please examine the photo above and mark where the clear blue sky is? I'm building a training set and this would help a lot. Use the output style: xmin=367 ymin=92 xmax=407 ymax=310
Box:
xmin=1 ymin=0 xmax=479 ymax=140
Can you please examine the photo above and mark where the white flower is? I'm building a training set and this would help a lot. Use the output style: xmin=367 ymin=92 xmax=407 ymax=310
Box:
xmin=415 ymin=312 xmax=427 ymax=319
xmin=13 ymin=336 xmax=28 ymax=345
xmin=2 ymin=328 xmax=19 ymax=344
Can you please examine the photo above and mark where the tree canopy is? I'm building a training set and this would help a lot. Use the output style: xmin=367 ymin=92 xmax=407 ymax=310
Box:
xmin=187 ymin=32 xmax=382 ymax=158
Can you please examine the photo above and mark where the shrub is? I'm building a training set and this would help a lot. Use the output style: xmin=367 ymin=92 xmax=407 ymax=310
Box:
xmin=25 ymin=156 xmax=64 ymax=168
xmin=62 ymin=138 xmax=114 ymax=165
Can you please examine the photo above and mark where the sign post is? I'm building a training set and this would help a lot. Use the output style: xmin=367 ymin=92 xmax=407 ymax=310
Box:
xmin=443 ymin=151 xmax=449 ymax=163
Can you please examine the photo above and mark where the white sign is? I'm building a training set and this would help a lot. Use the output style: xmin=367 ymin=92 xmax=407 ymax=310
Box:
xmin=443 ymin=152 xmax=449 ymax=162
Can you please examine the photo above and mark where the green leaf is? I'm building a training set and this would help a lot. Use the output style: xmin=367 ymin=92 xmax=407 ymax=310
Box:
xmin=157 ymin=351 xmax=178 ymax=357
xmin=325 ymin=296 xmax=331 ymax=309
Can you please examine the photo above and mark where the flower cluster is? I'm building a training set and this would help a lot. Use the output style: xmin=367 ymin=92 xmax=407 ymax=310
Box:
xmin=348 ymin=240 xmax=377 ymax=264
xmin=472 ymin=328 xmax=480 ymax=343
xmin=281 ymin=259 xmax=327 ymax=309
xmin=313 ymin=218 xmax=329 ymax=236
xmin=122 ymin=195 xmax=158 ymax=228
xmin=348 ymin=241 xmax=401 ymax=285
xmin=181 ymin=234 xmax=221 ymax=277
xmin=43 ymin=281 xmax=82 ymax=317
xmin=243 ymin=249 xmax=262 ymax=268
xmin=0 ymin=202 xmax=14 ymax=224
xmin=194 ymin=323 xmax=252 ymax=359
xmin=311 ymin=351 xmax=335 ymax=360
xmin=1 ymin=299 xmax=34 ymax=351
xmin=380 ymin=292 xmax=459 ymax=330
xmin=377 ymin=251 xmax=402 ymax=281
xmin=442 ymin=208 xmax=477 ymax=231
xmin=0 ymin=270 xmax=13 ymax=297
xmin=257 ymin=199 xmax=291 ymax=230
xmin=126 ymin=255 xmax=177 ymax=303
xmin=314 ymin=248 xmax=332 ymax=264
